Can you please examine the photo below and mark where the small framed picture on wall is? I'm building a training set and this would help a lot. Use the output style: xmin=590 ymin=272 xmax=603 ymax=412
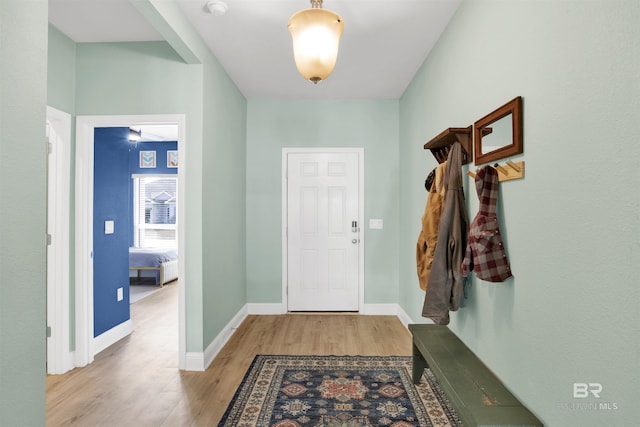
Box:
xmin=140 ymin=151 xmax=156 ymax=168
xmin=167 ymin=150 xmax=178 ymax=168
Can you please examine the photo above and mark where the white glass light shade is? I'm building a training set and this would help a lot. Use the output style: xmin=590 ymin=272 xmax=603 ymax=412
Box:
xmin=288 ymin=8 xmax=344 ymax=84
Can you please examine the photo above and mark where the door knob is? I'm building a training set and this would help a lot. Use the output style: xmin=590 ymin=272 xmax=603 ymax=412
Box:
xmin=352 ymin=239 xmax=358 ymax=244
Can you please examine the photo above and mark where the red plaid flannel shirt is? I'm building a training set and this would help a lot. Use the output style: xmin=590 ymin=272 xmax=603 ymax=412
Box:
xmin=462 ymin=166 xmax=512 ymax=282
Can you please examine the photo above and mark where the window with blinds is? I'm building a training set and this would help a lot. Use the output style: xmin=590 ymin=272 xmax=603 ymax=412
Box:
xmin=133 ymin=175 xmax=178 ymax=248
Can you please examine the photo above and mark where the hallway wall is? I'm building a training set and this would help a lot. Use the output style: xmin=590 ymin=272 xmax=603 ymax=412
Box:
xmin=0 ymin=1 xmax=48 ymax=424
xmin=246 ymin=100 xmax=400 ymax=306
xmin=399 ymin=1 xmax=640 ymax=425
xmin=48 ymin=8 xmax=247 ymax=358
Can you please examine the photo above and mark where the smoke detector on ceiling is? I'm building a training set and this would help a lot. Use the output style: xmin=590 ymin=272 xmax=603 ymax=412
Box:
xmin=206 ymin=0 xmax=228 ymax=16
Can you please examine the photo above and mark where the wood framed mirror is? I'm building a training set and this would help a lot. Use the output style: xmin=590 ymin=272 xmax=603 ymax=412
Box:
xmin=474 ymin=96 xmax=523 ymax=165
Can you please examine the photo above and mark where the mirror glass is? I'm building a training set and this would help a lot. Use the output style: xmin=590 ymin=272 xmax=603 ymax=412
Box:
xmin=474 ymin=96 xmax=522 ymax=165
xmin=480 ymin=113 xmax=513 ymax=154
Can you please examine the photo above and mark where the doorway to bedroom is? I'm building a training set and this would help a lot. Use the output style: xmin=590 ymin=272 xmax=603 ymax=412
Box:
xmin=75 ymin=114 xmax=186 ymax=371
xmin=126 ymin=126 xmax=179 ymax=305
xmin=93 ymin=124 xmax=180 ymax=341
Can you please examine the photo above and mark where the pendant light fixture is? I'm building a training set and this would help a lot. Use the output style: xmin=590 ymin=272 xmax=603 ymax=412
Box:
xmin=288 ymin=0 xmax=344 ymax=84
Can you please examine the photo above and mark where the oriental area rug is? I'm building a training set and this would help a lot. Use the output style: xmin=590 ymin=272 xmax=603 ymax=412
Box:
xmin=218 ymin=355 xmax=462 ymax=427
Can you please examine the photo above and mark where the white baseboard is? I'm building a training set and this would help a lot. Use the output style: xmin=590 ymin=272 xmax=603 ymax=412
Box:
xmin=64 ymin=351 xmax=76 ymax=374
xmin=361 ymin=303 xmax=415 ymax=329
xmin=361 ymin=303 xmax=399 ymax=315
xmin=48 ymin=350 xmax=76 ymax=375
xmin=245 ymin=302 xmax=411 ymax=320
xmin=395 ymin=305 xmax=414 ymax=329
xmin=184 ymin=352 xmax=206 ymax=371
xmin=93 ymin=320 xmax=133 ymax=355
xmin=199 ymin=305 xmax=250 ymax=371
xmin=247 ymin=303 xmax=286 ymax=314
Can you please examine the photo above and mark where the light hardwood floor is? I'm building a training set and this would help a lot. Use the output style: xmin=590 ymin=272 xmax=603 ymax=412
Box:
xmin=46 ymin=282 xmax=413 ymax=426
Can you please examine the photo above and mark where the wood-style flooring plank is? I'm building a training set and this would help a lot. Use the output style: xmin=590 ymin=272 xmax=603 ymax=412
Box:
xmin=46 ymin=283 xmax=412 ymax=426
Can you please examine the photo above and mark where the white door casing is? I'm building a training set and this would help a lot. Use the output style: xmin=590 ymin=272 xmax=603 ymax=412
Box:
xmin=75 ymin=114 xmax=186 ymax=369
xmin=283 ymin=148 xmax=364 ymax=311
xmin=46 ymin=106 xmax=72 ymax=374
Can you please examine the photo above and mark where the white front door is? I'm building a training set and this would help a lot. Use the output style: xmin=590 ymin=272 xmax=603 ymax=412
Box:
xmin=286 ymin=151 xmax=361 ymax=311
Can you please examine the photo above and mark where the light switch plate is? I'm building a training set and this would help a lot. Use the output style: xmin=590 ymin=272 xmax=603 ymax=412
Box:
xmin=104 ymin=220 xmax=114 ymax=234
xmin=369 ymin=219 xmax=383 ymax=229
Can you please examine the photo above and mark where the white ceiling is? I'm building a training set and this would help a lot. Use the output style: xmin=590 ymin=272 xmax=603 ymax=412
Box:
xmin=48 ymin=0 xmax=462 ymax=99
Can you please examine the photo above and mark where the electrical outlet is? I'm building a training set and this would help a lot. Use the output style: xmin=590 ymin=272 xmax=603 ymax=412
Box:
xmin=117 ymin=287 xmax=123 ymax=302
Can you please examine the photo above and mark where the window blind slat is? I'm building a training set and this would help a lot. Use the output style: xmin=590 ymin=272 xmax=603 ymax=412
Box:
xmin=133 ymin=175 xmax=178 ymax=248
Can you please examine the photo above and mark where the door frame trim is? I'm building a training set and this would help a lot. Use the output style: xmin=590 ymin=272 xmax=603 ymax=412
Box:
xmin=46 ymin=106 xmax=72 ymax=374
xmin=281 ymin=147 xmax=365 ymax=312
xmin=75 ymin=114 xmax=186 ymax=369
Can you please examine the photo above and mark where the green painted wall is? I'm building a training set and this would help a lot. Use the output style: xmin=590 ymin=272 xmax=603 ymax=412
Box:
xmin=140 ymin=0 xmax=248 ymax=346
xmin=75 ymin=42 xmax=201 ymax=115
xmin=200 ymin=49 xmax=247 ymax=346
xmin=47 ymin=24 xmax=76 ymax=116
xmin=246 ymin=100 xmax=399 ymax=305
xmin=47 ymin=24 xmax=77 ymax=351
xmin=399 ymin=1 xmax=640 ymax=425
xmin=74 ymin=41 xmax=208 ymax=352
xmin=73 ymin=39 xmax=247 ymax=351
xmin=45 ymin=0 xmax=247 ymax=362
xmin=0 ymin=0 xmax=48 ymax=424
xmin=47 ymin=25 xmax=76 ymax=114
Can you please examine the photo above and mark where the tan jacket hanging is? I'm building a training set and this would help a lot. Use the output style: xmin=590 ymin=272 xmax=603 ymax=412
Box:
xmin=422 ymin=142 xmax=469 ymax=325
xmin=416 ymin=161 xmax=447 ymax=291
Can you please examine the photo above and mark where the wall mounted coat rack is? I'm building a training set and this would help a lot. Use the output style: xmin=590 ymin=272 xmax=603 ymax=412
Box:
xmin=467 ymin=160 xmax=525 ymax=182
xmin=424 ymin=126 xmax=472 ymax=165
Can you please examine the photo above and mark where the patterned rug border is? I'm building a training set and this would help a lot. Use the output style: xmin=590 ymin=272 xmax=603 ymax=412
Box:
xmin=218 ymin=354 xmax=462 ymax=427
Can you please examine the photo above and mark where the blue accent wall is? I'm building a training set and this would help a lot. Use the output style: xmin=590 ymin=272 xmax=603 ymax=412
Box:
xmin=93 ymin=127 xmax=131 ymax=336
xmin=93 ymin=129 xmax=178 ymax=337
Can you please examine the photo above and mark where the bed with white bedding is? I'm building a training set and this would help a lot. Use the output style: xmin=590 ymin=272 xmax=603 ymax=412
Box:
xmin=129 ymin=247 xmax=178 ymax=287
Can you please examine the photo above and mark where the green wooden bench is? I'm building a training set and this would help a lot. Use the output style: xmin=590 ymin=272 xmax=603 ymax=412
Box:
xmin=409 ymin=324 xmax=543 ymax=427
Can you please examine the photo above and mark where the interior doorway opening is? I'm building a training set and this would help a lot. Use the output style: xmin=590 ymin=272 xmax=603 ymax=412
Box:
xmin=75 ymin=114 xmax=186 ymax=371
